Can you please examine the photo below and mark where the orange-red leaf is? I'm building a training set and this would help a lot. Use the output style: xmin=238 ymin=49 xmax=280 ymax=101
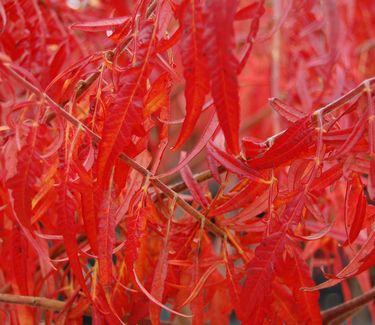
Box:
xmin=248 ymin=117 xmax=314 ymax=169
xmin=276 ymin=246 xmax=321 ymax=324
xmin=235 ymin=1 xmax=264 ymax=21
xmin=144 ymin=73 xmax=171 ymax=118
xmin=238 ymin=231 xmax=285 ymax=323
xmin=205 ymin=0 xmax=241 ymax=154
xmin=180 ymin=152 xmax=209 ymax=207
xmin=173 ymin=0 xmax=210 ymax=149
xmin=343 ymin=173 xmax=367 ymax=246
xmin=269 ymin=97 xmax=307 ymax=122
xmin=70 ymin=16 xmax=130 ymax=32
xmin=207 ymin=141 xmax=263 ymax=182
xmin=97 ymin=190 xmax=116 ymax=291
xmin=6 ymin=141 xmax=42 ymax=229
xmin=97 ymin=21 xmax=154 ymax=187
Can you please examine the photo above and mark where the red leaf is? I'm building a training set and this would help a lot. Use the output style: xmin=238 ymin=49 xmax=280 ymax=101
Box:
xmin=207 ymin=152 xmax=222 ymax=183
xmin=2 ymin=187 xmax=54 ymax=272
xmin=242 ymin=136 xmax=267 ymax=159
xmin=310 ymin=162 xmax=343 ymax=191
xmin=207 ymin=286 xmax=233 ymax=325
xmin=269 ymin=97 xmax=307 ymax=123
xmin=238 ymin=231 xmax=286 ymax=323
xmin=144 ymin=73 xmax=171 ymax=118
xmin=97 ymin=190 xmax=116 ymax=291
xmin=149 ymin=218 xmax=172 ymax=324
xmin=97 ymin=21 xmax=154 ymax=186
xmin=6 ymin=142 xmax=42 ymax=229
xmin=367 ymin=90 xmax=375 ymax=155
xmin=156 ymin=26 xmax=182 ymax=53
xmin=0 ymin=1 xmax=6 ymax=33
xmin=205 ymin=0 xmax=241 ymax=154
xmin=48 ymin=43 xmax=68 ymax=83
xmin=247 ymin=117 xmax=314 ymax=169
xmin=323 ymin=128 xmax=354 ymax=147
xmin=220 ymin=189 xmax=269 ymax=227
xmin=58 ymin=180 xmax=92 ymax=301
xmin=335 ymin=111 xmax=368 ymax=156
xmin=210 ymin=181 xmax=267 ymax=215
xmin=70 ymin=16 xmax=130 ymax=32
xmin=180 ymin=152 xmax=209 ymax=207
xmin=73 ymin=162 xmax=98 ymax=255
xmin=235 ymin=1 xmax=264 ymax=21
xmin=368 ymin=159 xmax=375 ymax=201
xmin=276 ymin=246 xmax=322 ymax=324
xmin=158 ymin=108 xmax=218 ymax=178
xmin=278 ymin=192 xmax=305 ymax=229
xmin=124 ymin=193 xmax=148 ymax=272
xmin=173 ymin=0 xmax=210 ymax=149
xmin=272 ymin=283 xmax=305 ymax=324
xmin=343 ymin=173 xmax=367 ymax=246
xmin=207 ymin=141 xmax=264 ymax=182
xmin=237 ymin=0 xmax=265 ymax=72
xmin=11 ymin=225 xmax=30 ymax=295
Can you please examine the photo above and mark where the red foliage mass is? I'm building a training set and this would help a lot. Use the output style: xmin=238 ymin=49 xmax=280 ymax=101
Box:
xmin=0 ymin=0 xmax=375 ymax=324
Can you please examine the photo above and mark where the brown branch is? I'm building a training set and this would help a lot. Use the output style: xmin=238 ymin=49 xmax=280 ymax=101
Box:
xmin=322 ymin=287 xmax=375 ymax=324
xmin=0 ymin=293 xmax=90 ymax=316
xmin=75 ymin=70 xmax=101 ymax=100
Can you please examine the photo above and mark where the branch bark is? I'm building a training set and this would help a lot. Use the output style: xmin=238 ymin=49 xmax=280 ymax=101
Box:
xmin=322 ymin=287 xmax=375 ymax=324
xmin=0 ymin=293 xmax=90 ymax=316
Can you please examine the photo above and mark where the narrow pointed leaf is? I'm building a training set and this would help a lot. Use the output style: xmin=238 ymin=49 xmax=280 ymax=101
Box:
xmin=205 ymin=0 xmax=241 ymax=154
xmin=248 ymin=117 xmax=314 ymax=169
xmin=238 ymin=231 xmax=286 ymax=323
xmin=173 ymin=0 xmax=210 ymax=149
xmin=97 ymin=21 xmax=154 ymax=187
xmin=207 ymin=141 xmax=263 ymax=182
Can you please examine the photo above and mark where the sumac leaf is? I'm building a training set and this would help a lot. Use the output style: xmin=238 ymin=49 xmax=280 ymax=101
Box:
xmin=204 ymin=0 xmax=241 ymax=154
xmin=238 ymin=231 xmax=286 ymax=323
xmin=207 ymin=141 xmax=263 ymax=182
xmin=248 ymin=117 xmax=314 ymax=169
xmin=173 ymin=0 xmax=209 ymax=149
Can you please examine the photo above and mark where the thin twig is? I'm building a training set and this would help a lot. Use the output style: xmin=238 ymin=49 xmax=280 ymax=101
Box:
xmin=0 ymin=293 xmax=90 ymax=316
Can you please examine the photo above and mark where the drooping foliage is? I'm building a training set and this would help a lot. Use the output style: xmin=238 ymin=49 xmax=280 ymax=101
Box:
xmin=0 ymin=0 xmax=375 ymax=324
